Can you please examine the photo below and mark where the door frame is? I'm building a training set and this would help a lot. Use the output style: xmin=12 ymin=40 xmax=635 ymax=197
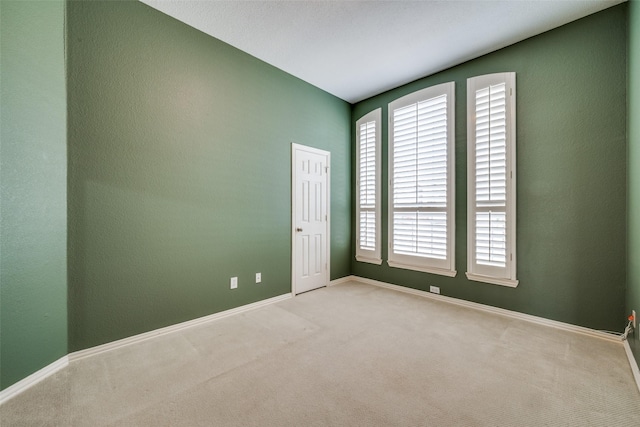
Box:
xmin=291 ymin=143 xmax=331 ymax=295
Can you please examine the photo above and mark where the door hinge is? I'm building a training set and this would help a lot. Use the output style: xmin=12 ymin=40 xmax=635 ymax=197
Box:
xmin=325 ymin=263 xmax=328 ymax=270
xmin=510 ymin=88 xmax=512 ymax=96
xmin=325 ymin=166 xmax=329 ymax=173
xmin=510 ymin=253 xmax=513 ymax=261
xmin=325 ymin=214 xmax=328 ymax=221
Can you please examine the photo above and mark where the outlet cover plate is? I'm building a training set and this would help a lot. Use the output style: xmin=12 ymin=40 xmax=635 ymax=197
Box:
xmin=429 ymin=286 xmax=440 ymax=294
xmin=256 ymin=273 xmax=261 ymax=283
xmin=230 ymin=277 xmax=238 ymax=289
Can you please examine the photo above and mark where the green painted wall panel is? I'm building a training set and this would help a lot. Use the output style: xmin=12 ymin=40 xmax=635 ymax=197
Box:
xmin=0 ymin=1 xmax=68 ymax=390
xmin=352 ymin=5 xmax=627 ymax=332
xmin=66 ymin=0 xmax=350 ymax=351
xmin=627 ymin=0 xmax=640 ymax=365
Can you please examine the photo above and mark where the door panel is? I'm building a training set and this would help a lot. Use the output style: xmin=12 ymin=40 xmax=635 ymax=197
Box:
xmin=293 ymin=144 xmax=329 ymax=295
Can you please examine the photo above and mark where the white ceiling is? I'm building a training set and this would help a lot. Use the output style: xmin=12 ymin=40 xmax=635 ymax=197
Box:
xmin=140 ymin=0 xmax=625 ymax=103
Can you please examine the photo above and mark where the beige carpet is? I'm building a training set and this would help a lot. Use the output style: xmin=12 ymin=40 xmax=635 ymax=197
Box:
xmin=2 ymin=280 xmax=640 ymax=426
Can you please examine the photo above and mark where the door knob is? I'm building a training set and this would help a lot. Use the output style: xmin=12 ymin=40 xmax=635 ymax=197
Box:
xmin=296 ymin=228 xmax=303 ymax=232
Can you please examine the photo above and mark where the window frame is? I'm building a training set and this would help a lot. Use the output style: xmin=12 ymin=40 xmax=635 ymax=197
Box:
xmin=387 ymin=82 xmax=456 ymax=277
xmin=355 ymin=108 xmax=382 ymax=265
xmin=466 ymin=72 xmax=518 ymax=287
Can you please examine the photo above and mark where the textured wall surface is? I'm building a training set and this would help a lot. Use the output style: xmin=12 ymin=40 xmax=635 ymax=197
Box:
xmin=352 ymin=5 xmax=627 ymax=332
xmin=66 ymin=0 xmax=351 ymax=351
xmin=0 ymin=1 xmax=68 ymax=390
xmin=628 ymin=0 xmax=640 ymax=366
xmin=2 ymin=0 xmax=633 ymax=393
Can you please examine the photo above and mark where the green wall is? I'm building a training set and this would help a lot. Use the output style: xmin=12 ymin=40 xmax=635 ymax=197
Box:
xmin=2 ymin=0 xmax=634 ymax=392
xmin=0 ymin=1 xmax=68 ymax=390
xmin=628 ymin=0 xmax=640 ymax=365
xmin=66 ymin=0 xmax=351 ymax=351
xmin=352 ymin=5 xmax=628 ymax=332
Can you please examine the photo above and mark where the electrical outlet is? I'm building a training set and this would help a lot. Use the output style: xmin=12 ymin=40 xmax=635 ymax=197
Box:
xmin=633 ymin=310 xmax=637 ymax=329
xmin=429 ymin=286 xmax=440 ymax=294
xmin=256 ymin=273 xmax=261 ymax=283
xmin=230 ymin=277 xmax=238 ymax=289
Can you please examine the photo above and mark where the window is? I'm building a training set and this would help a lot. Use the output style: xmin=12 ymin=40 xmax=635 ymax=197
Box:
xmin=388 ymin=82 xmax=456 ymax=276
xmin=356 ymin=108 xmax=382 ymax=264
xmin=466 ymin=72 xmax=518 ymax=287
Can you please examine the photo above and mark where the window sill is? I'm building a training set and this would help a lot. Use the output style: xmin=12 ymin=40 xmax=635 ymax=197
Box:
xmin=465 ymin=272 xmax=519 ymax=288
xmin=356 ymin=256 xmax=383 ymax=265
xmin=387 ymin=260 xmax=457 ymax=277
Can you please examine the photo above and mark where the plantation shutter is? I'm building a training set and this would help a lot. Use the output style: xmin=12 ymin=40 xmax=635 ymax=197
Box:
xmin=388 ymin=82 xmax=455 ymax=276
xmin=359 ymin=120 xmax=376 ymax=251
xmin=475 ymin=83 xmax=507 ymax=267
xmin=393 ymin=95 xmax=448 ymax=258
xmin=467 ymin=73 xmax=517 ymax=287
xmin=356 ymin=109 xmax=381 ymax=264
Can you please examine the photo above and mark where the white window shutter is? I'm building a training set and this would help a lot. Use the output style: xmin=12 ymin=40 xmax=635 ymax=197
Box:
xmin=356 ymin=109 xmax=382 ymax=264
xmin=467 ymin=73 xmax=518 ymax=287
xmin=388 ymin=82 xmax=456 ymax=276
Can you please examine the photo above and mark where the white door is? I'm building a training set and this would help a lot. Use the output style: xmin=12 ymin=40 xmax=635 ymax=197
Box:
xmin=292 ymin=143 xmax=330 ymax=295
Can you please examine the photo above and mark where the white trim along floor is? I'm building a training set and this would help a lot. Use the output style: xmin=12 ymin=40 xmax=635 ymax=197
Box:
xmin=1 ymin=275 xmax=639 ymax=408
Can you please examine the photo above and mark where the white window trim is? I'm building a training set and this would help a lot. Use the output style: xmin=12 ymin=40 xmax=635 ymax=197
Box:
xmin=466 ymin=72 xmax=518 ymax=287
xmin=387 ymin=82 xmax=456 ymax=277
xmin=355 ymin=108 xmax=382 ymax=265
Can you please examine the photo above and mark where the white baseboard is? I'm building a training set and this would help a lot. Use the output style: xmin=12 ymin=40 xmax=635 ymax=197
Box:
xmin=340 ymin=276 xmax=640 ymax=392
xmin=2 ymin=278 xmax=633 ymax=404
xmin=328 ymin=275 xmax=358 ymax=286
xmin=0 ymin=356 xmax=69 ymax=405
xmin=70 ymin=293 xmax=292 ymax=361
xmin=0 ymin=293 xmax=292 ymax=404
xmin=623 ymin=340 xmax=640 ymax=394
xmin=342 ymin=276 xmax=621 ymax=343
